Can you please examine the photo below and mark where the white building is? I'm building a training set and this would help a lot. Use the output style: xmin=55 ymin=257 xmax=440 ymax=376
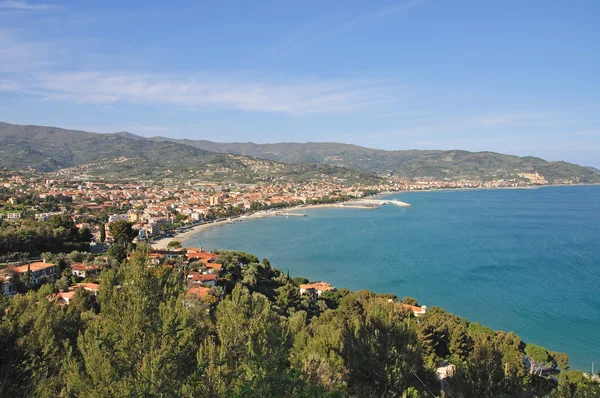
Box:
xmin=137 ymin=228 xmax=148 ymax=241
xmin=108 ymin=214 xmax=129 ymax=223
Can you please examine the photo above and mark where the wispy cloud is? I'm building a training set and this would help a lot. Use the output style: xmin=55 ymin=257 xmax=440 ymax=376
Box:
xmin=0 ymin=1 xmax=62 ymax=10
xmin=274 ymin=0 xmax=424 ymax=54
xmin=0 ymin=71 xmax=399 ymax=115
xmin=0 ymin=30 xmax=56 ymax=72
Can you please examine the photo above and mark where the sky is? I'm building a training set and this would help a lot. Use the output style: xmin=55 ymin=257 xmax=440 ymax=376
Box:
xmin=0 ymin=0 xmax=599 ymax=167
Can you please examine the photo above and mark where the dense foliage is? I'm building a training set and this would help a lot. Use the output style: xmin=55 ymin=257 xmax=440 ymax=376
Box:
xmin=152 ymin=137 xmax=600 ymax=183
xmin=0 ymin=215 xmax=91 ymax=259
xmin=0 ymin=122 xmax=379 ymax=183
xmin=0 ymin=247 xmax=598 ymax=397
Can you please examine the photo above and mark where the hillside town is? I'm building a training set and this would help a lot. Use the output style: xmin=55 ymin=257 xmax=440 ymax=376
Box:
xmin=0 ymin=167 xmax=558 ymax=302
xmin=0 ymin=168 xmax=561 ymax=243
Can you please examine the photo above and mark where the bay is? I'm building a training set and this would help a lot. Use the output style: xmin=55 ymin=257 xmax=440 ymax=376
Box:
xmin=186 ymin=185 xmax=600 ymax=370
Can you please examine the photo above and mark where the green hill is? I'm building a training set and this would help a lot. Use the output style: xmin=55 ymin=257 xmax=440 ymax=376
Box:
xmin=151 ymin=136 xmax=600 ymax=183
xmin=1 ymin=121 xmax=597 ymax=183
xmin=0 ymin=122 xmax=376 ymax=183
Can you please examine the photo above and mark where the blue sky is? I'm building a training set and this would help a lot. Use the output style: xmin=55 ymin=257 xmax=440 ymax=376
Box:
xmin=0 ymin=0 xmax=599 ymax=166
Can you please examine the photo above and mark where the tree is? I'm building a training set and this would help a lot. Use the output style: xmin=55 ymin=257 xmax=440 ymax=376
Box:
xmin=445 ymin=339 xmax=523 ymax=398
xmin=99 ymin=223 xmax=106 ymax=242
xmin=196 ymin=285 xmax=301 ymax=396
xmin=319 ymin=290 xmax=342 ymax=309
xmin=167 ymin=240 xmax=182 ymax=249
xmin=78 ymin=227 xmax=93 ymax=243
xmin=292 ymin=276 xmax=309 ymax=286
xmin=402 ymin=297 xmax=419 ymax=306
xmin=551 ymin=351 xmax=570 ymax=370
xmin=62 ymin=247 xmax=205 ymax=396
xmin=276 ymin=283 xmax=300 ymax=310
xmin=0 ymin=284 xmax=86 ymax=396
xmin=106 ymin=243 xmax=127 ymax=263
xmin=108 ymin=220 xmax=136 ymax=245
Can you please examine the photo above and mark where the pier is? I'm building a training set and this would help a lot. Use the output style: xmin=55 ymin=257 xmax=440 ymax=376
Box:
xmin=353 ymin=199 xmax=412 ymax=207
xmin=275 ymin=212 xmax=308 ymax=217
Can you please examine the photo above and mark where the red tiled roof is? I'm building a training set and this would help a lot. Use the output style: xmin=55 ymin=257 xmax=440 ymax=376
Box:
xmin=13 ymin=262 xmax=56 ymax=273
xmin=71 ymin=263 xmax=99 ymax=271
xmin=401 ymin=303 xmax=426 ymax=313
xmin=188 ymin=272 xmax=217 ymax=282
xmin=188 ymin=287 xmax=211 ymax=298
xmin=71 ymin=283 xmax=101 ymax=292
xmin=187 ymin=251 xmax=216 ymax=261
xmin=205 ymin=263 xmax=223 ymax=271
xmin=300 ymin=282 xmax=335 ymax=292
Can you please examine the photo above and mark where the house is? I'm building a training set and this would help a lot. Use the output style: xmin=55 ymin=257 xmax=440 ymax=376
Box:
xmin=401 ymin=303 xmax=428 ymax=317
xmin=0 ymin=275 xmax=17 ymax=297
xmin=204 ymin=262 xmax=223 ymax=274
xmin=136 ymin=250 xmax=185 ymax=266
xmin=187 ymin=250 xmax=217 ymax=263
xmin=55 ymin=291 xmax=76 ymax=305
xmin=71 ymin=283 xmax=100 ymax=295
xmin=187 ymin=272 xmax=217 ymax=287
xmin=137 ymin=228 xmax=148 ymax=241
xmin=146 ymin=223 xmax=160 ymax=237
xmin=12 ymin=260 xmax=57 ymax=285
xmin=187 ymin=286 xmax=211 ymax=299
xmin=108 ymin=214 xmax=129 ymax=223
xmin=151 ymin=250 xmax=184 ymax=260
xmin=300 ymin=282 xmax=336 ymax=298
xmin=71 ymin=263 xmax=100 ymax=279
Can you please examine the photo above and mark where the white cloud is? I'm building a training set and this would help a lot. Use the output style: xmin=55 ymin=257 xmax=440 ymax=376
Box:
xmin=0 ymin=71 xmax=398 ymax=115
xmin=0 ymin=1 xmax=61 ymax=10
xmin=0 ymin=30 xmax=56 ymax=72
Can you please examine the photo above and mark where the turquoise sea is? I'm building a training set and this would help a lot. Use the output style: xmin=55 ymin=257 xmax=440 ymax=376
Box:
xmin=186 ymin=185 xmax=600 ymax=370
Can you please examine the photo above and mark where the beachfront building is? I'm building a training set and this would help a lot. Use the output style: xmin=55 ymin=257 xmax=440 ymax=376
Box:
xmin=300 ymin=282 xmax=336 ymax=298
xmin=187 ymin=271 xmax=218 ymax=287
xmin=204 ymin=262 xmax=223 ymax=274
xmin=187 ymin=248 xmax=217 ymax=263
xmin=401 ymin=303 xmax=428 ymax=317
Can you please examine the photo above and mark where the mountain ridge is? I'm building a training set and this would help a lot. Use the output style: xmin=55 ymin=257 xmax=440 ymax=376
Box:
xmin=1 ymin=121 xmax=598 ymax=183
xmin=148 ymin=135 xmax=599 ymax=183
xmin=0 ymin=122 xmax=378 ymax=183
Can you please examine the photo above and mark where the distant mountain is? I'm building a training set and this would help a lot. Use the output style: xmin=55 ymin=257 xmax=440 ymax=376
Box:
xmin=585 ymin=166 xmax=600 ymax=175
xmin=1 ymin=121 xmax=597 ymax=184
xmin=151 ymin=136 xmax=600 ymax=183
xmin=0 ymin=122 xmax=376 ymax=183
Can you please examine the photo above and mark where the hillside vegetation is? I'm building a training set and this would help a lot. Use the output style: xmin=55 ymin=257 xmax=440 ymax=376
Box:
xmin=152 ymin=137 xmax=600 ymax=183
xmin=0 ymin=122 xmax=376 ymax=183
xmin=0 ymin=246 xmax=595 ymax=397
xmin=2 ymin=121 xmax=597 ymax=183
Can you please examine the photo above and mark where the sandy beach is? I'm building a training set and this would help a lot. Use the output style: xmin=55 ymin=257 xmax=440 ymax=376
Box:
xmin=150 ymin=202 xmax=362 ymax=250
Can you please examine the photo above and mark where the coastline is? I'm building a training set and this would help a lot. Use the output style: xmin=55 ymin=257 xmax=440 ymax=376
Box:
xmin=152 ymin=183 xmax=595 ymax=250
xmin=146 ymin=185 xmax=600 ymax=370
xmin=377 ymin=182 xmax=600 ymax=198
xmin=151 ymin=202 xmax=358 ymax=249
